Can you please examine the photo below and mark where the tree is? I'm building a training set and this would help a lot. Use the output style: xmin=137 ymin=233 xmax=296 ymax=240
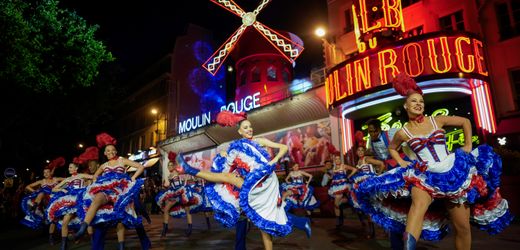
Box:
xmin=0 ymin=0 xmax=113 ymax=93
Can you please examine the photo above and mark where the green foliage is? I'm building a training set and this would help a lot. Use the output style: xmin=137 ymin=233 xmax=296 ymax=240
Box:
xmin=0 ymin=0 xmax=113 ymax=93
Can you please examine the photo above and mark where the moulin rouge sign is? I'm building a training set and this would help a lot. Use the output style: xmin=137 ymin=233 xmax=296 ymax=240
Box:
xmin=326 ymin=0 xmax=489 ymax=109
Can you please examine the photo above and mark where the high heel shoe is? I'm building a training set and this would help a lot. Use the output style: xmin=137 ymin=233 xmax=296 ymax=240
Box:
xmin=160 ymin=223 xmax=168 ymax=238
xmin=185 ymin=223 xmax=193 ymax=236
xmin=403 ymin=232 xmax=417 ymax=250
xmin=73 ymin=222 xmax=88 ymax=241
xmin=176 ymin=153 xmax=200 ymax=176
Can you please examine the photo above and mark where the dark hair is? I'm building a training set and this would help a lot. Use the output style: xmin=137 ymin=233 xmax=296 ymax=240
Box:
xmin=237 ymin=119 xmax=248 ymax=127
xmin=324 ymin=160 xmax=332 ymax=164
xmin=366 ymin=118 xmax=381 ymax=130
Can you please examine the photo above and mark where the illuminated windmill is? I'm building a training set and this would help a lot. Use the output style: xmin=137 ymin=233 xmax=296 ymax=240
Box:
xmin=203 ymin=0 xmax=304 ymax=75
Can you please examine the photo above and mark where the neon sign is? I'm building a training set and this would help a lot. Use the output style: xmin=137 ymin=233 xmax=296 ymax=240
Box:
xmin=325 ymin=33 xmax=489 ymax=109
xmin=178 ymin=92 xmax=261 ymax=134
xmin=360 ymin=108 xmax=479 ymax=151
xmin=352 ymin=0 xmax=406 ymax=52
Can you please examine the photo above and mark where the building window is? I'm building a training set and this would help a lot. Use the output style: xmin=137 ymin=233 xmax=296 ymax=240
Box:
xmin=267 ymin=66 xmax=277 ymax=81
xmin=510 ymin=69 xmax=520 ymax=110
xmin=495 ymin=1 xmax=520 ymax=40
xmin=282 ymin=69 xmax=290 ymax=83
xmin=405 ymin=25 xmax=423 ymax=38
xmin=344 ymin=9 xmax=354 ymax=33
xmin=439 ymin=10 xmax=464 ymax=31
xmin=239 ymin=71 xmax=247 ymax=86
xmin=402 ymin=0 xmax=420 ymax=8
xmin=251 ymin=66 xmax=261 ymax=83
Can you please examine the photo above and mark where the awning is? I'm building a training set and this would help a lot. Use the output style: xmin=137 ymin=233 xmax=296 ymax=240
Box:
xmin=159 ymin=86 xmax=329 ymax=153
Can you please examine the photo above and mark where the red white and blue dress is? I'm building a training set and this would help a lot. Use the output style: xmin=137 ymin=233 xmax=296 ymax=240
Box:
xmin=78 ymin=157 xmax=144 ymax=227
xmin=46 ymin=175 xmax=86 ymax=230
xmin=21 ymin=181 xmax=57 ymax=229
xmin=356 ymin=117 xmax=513 ymax=241
xmin=201 ymin=138 xmax=291 ymax=237
xmin=155 ymin=174 xmax=202 ymax=218
xmin=281 ymin=174 xmax=319 ymax=211
xmin=190 ymin=178 xmax=213 ymax=213
xmin=328 ymin=169 xmax=349 ymax=197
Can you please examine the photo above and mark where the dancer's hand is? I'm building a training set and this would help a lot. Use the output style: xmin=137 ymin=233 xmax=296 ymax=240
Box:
xmin=268 ymin=160 xmax=277 ymax=166
xmin=462 ymin=144 xmax=472 ymax=153
xmin=398 ymin=160 xmax=411 ymax=168
xmin=219 ymin=150 xmax=227 ymax=157
xmin=163 ymin=179 xmax=170 ymax=188
xmin=131 ymin=176 xmax=137 ymax=182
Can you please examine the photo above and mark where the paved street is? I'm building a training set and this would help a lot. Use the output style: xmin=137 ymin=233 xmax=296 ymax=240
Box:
xmin=2 ymin=212 xmax=519 ymax=250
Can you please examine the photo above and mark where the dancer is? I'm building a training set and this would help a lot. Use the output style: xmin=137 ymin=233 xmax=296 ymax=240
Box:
xmin=176 ymin=111 xmax=295 ymax=250
xmin=356 ymin=73 xmax=513 ymax=249
xmin=189 ymin=177 xmax=213 ymax=230
xmin=327 ymin=154 xmax=358 ymax=228
xmin=281 ymin=163 xmax=319 ymax=215
xmin=21 ymin=157 xmax=65 ymax=244
xmin=74 ymin=133 xmax=145 ymax=250
xmin=349 ymin=132 xmax=380 ymax=239
xmin=48 ymin=162 xmax=93 ymax=250
xmin=157 ymin=152 xmax=201 ymax=237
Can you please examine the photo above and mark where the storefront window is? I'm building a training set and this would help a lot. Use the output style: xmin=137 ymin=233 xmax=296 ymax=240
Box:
xmin=354 ymin=97 xmax=478 ymax=152
xmin=282 ymin=69 xmax=290 ymax=83
xmin=251 ymin=66 xmax=261 ymax=83
xmin=267 ymin=66 xmax=277 ymax=81
xmin=439 ymin=10 xmax=464 ymax=31
xmin=344 ymin=9 xmax=354 ymax=33
xmin=495 ymin=1 xmax=520 ymax=40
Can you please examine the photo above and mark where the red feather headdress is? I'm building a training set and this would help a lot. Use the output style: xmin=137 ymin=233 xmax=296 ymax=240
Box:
xmin=168 ymin=152 xmax=177 ymax=162
xmin=96 ymin=133 xmax=117 ymax=148
xmin=392 ymin=73 xmax=423 ymax=96
xmin=354 ymin=130 xmax=366 ymax=148
xmin=79 ymin=146 xmax=99 ymax=162
xmin=216 ymin=111 xmax=247 ymax=127
xmin=46 ymin=157 xmax=66 ymax=171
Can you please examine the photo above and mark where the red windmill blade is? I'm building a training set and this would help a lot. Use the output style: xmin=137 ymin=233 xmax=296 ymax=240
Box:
xmin=203 ymin=0 xmax=304 ymax=75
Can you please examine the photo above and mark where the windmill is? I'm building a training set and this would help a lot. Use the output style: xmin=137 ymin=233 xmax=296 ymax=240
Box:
xmin=203 ymin=0 xmax=304 ymax=75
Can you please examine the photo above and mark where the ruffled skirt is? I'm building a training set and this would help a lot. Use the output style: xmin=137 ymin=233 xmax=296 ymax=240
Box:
xmin=355 ymin=145 xmax=513 ymax=241
xmin=46 ymin=188 xmax=85 ymax=230
xmin=328 ymin=173 xmax=348 ymax=197
xmin=155 ymin=185 xmax=201 ymax=218
xmin=281 ymin=182 xmax=320 ymax=211
xmin=202 ymin=139 xmax=291 ymax=237
xmin=189 ymin=183 xmax=213 ymax=213
xmin=78 ymin=173 xmax=144 ymax=227
xmin=20 ymin=187 xmax=52 ymax=229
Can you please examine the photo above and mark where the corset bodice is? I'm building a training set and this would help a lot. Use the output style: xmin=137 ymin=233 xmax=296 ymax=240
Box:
xmin=402 ymin=117 xmax=450 ymax=163
xmin=102 ymin=157 xmax=126 ymax=174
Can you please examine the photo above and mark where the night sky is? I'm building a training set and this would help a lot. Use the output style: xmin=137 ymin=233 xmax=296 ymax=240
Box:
xmin=0 ymin=0 xmax=327 ymax=178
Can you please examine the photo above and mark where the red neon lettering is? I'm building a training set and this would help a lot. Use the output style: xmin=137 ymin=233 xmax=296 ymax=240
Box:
xmin=354 ymin=57 xmax=371 ymax=91
xmin=383 ymin=0 xmax=402 ymax=28
xmin=454 ymin=37 xmax=475 ymax=73
xmin=325 ymin=75 xmax=334 ymax=107
xmin=359 ymin=0 xmax=381 ymax=33
xmin=334 ymin=70 xmax=347 ymax=101
xmin=378 ymin=49 xmax=399 ymax=85
xmin=427 ymin=37 xmax=452 ymax=73
xmin=345 ymin=64 xmax=354 ymax=95
xmin=473 ymin=39 xmax=488 ymax=76
xmin=402 ymin=42 xmax=424 ymax=77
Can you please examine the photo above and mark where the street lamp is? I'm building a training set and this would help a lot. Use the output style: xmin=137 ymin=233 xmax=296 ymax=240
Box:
xmin=151 ymin=108 xmax=160 ymax=144
xmin=78 ymin=143 xmax=84 ymax=149
xmin=314 ymin=26 xmax=338 ymax=69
